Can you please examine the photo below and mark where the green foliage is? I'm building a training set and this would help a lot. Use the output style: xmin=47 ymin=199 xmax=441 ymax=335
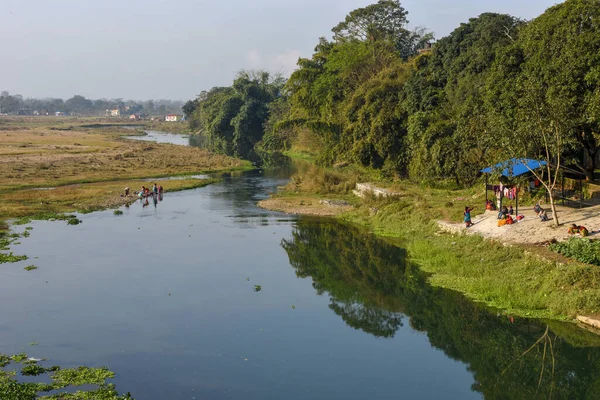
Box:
xmin=331 ymin=0 xmax=408 ymax=43
xmin=512 ymin=0 xmax=600 ymax=179
xmin=0 ymin=352 xmax=133 ymax=399
xmin=550 ymin=238 xmax=600 ymax=266
xmin=404 ymin=13 xmax=522 ymax=185
xmin=0 ymin=354 xmax=10 ymax=367
xmin=187 ymin=70 xmax=284 ymax=161
xmin=10 ymin=353 xmax=28 ymax=362
xmin=0 ymin=252 xmax=28 ymax=264
xmin=23 ymin=265 xmax=38 ymax=271
xmin=67 ymin=217 xmax=82 ymax=225
xmin=113 ymin=210 xmax=124 ymax=216
xmin=184 ymin=0 xmax=600 ymax=186
xmin=51 ymin=366 xmax=114 ymax=387
xmin=0 ymin=229 xmax=29 ymax=264
xmin=15 ymin=212 xmax=81 ymax=226
xmin=21 ymin=364 xmax=47 ymax=376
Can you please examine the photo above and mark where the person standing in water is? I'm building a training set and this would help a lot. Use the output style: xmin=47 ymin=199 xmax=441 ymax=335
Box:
xmin=153 ymin=183 xmax=158 ymax=196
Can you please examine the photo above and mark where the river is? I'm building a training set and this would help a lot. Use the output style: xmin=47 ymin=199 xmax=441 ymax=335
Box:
xmin=2 ymin=133 xmax=600 ymax=399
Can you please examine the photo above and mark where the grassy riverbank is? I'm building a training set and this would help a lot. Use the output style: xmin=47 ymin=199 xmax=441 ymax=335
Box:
xmin=259 ymin=162 xmax=600 ymax=321
xmin=0 ymin=116 xmax=250 ymax=229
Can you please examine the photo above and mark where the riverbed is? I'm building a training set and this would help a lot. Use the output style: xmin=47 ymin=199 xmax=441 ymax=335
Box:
xmin=2 ymin=133 xmax=600 ymax=399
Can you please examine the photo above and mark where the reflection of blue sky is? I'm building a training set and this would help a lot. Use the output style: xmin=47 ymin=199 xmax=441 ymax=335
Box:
xmin=1 ymin=0 xmax=561 ymax=100
xmin=0 ymin=176 xmax=479 ymax=399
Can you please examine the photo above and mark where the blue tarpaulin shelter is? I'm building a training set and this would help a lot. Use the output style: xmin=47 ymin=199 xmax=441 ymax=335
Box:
xmin=480 ymin=158 xmax=547 ymax=177
xmin=480 ymin=158 xmax=547 ymax=217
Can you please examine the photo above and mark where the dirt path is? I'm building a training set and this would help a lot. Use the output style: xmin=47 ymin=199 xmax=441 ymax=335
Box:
xmin=439 ymin=204 xmax=600 ymax=245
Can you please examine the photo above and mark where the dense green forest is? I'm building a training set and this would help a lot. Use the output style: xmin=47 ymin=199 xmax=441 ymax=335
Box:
xmin=185 ymin=0 xmax=600 ymax=184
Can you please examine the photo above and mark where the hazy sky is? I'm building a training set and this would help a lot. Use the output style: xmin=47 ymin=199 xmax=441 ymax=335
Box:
xmin=1 ymin=0 xmax=561 ymax=101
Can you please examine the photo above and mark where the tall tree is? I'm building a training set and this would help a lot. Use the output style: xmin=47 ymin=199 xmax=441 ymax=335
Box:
xmin=331 ymin=0 xmax=408 ymax=43
xmin=65 ymin=95 xmax=93 ymax=114
xmin=403 ymin=13 xmax=522 ymax=185
xmin=186 ymin=70 xmax=284 ymax=160
xmin=513 ymin=0 xmax=600 ymax=180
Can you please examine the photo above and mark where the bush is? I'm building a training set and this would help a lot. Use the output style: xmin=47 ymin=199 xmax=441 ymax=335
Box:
xmin=549 ymin=238 xmax=600 ymax=266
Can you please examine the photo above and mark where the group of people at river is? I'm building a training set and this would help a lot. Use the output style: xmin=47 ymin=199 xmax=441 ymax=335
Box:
xmin=123 ymin=184 xmax=164 ymax=208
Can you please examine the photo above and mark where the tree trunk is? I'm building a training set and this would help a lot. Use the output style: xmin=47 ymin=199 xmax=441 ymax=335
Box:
xmin=584 ymin=147 xmax=596 ymax=181
xmin=579 ymin=129 xmax=597 ymax=181
xmin=548 ymin=190 xmax=560 ymax=227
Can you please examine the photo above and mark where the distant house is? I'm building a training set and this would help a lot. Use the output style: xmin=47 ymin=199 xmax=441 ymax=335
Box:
xmin=55 ymin=111 xmax=65 ymax=116
xmin=165 ymin=114 xmax=179 ymax=122
xmin=106 ymin=109 xmax=120 ymax=117
xmin=129 ymin=114 xmax=140 ymax=120
xmin=417 ymin=42 xmax=433 ymax=55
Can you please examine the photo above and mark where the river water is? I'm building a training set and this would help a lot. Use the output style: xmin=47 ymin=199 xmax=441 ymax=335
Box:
xmin=2 ymin=133 xmax=600 ymax=399
xmin=123 ymin=130 xmax=191 ymax=146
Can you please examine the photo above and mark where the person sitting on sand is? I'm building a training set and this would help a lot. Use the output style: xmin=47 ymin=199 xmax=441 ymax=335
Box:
xmin=464 ymin=206 xmax=475 ymax=228
xmin=498 ymin=205 xmax=508 ymax=220
xmin=534 ymin=203 xmax=542 ymax=216
xmin=508 ymin=205 xmax=513 ymax=215
xmin=568 ymin=224 xmax=589 ymax=237
xmin=539 ymin=209 xmax=549 ymax=222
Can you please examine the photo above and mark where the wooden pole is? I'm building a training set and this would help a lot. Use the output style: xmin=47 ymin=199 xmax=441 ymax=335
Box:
xmin=562 ymin=172 xmax=565 ymax=207
xmin=485 ymin=175 xmax=488 ymax=204
xmin=580 ymin=178 xmax=583 ymax=209
xmin=515 ymin=186 xmax=519 ymax=217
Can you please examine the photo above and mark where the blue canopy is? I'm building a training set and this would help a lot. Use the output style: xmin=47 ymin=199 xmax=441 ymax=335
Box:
xmin=480 ymin=158 xmax=546 ymax=178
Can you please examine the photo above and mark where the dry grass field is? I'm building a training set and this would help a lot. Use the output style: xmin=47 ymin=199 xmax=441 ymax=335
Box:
xmin=0 ymin=117 xmax=249 ymax=221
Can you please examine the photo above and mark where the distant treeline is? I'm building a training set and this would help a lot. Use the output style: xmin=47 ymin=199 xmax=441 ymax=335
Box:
xmin=185 ymin=0 xmax=600 ymax=184
xmin=0 ymin=92 xmax=184 ymax=116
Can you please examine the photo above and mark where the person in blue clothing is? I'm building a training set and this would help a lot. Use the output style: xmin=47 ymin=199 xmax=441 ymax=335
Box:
xmin=464 ymin=206 xmax=475 ymax=228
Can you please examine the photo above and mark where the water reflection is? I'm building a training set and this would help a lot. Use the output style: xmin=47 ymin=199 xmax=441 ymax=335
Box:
xmin=124 ymin=130 xmax=190 ymax=146
xmin=282 ymin=219 xmax=600 ymax=399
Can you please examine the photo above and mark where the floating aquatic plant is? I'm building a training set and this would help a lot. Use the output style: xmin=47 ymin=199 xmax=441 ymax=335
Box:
xmin=114 ymin=210 xmax=124 ymax=216
xmin=10 ymin=353 xmax=28 ymax=362
xmin=0 ymin=351 xmax=134 ymax=399
xmin=0 ymin=252 xmax=28 ymax=264
xmin=21 ymin=364 xmax=46 ymax=376
xmin=24 ymin=265 xmax=38 ymax=271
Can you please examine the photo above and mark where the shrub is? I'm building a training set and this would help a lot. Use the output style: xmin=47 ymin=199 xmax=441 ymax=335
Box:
xmin=549 ymin=238 xmax=600 ymax=266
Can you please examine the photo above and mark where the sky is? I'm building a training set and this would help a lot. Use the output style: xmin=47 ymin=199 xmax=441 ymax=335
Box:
xmin=0 ymin=0 xmax=562 ymax=101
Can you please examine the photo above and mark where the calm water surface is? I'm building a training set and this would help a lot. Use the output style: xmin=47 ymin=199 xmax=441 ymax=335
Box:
xmin=123 ymin=130 xmax=190 ymax=146
xmin=2 ymin=135 xmax=600 ymax=399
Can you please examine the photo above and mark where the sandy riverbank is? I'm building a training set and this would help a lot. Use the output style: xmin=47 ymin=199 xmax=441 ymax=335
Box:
xmin=439 ymin=204 xmax=600 ymax=245
xmin=258 ymin=197 xmax=353 ymax=217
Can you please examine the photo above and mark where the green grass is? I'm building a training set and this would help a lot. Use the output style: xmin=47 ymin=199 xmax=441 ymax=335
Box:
xmin=283 ymin=150 xmax=317 ymax=162
xmin=275 ymin=164 xmax=600 ymax=321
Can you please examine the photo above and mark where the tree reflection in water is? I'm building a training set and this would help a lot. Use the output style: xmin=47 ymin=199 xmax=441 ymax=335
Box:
xmin=282 ymin=219 xmax=600 ymax=399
